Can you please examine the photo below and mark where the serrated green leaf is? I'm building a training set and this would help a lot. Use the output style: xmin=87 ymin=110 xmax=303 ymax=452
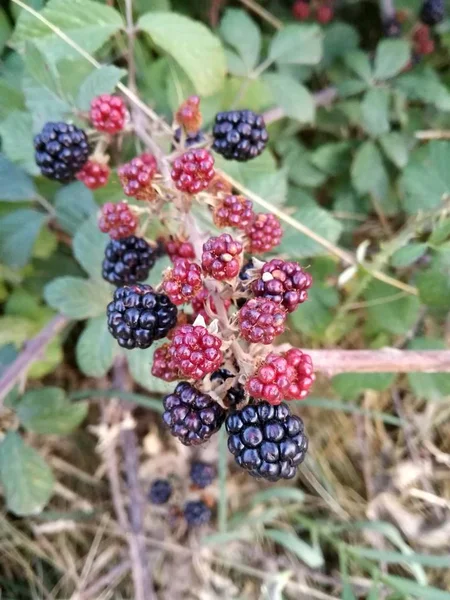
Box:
xmin=247 ymin=169 xmax=288 ymax=207
xmin=138 ymin=12 xmax=226 ymax=96
xmin=24 ymin=41 xmax=60 ymax=95
xmin=0 ymin=209 xmax=47 ymax=269
xmin=76 ymin=316 xmax=118 ymax=377
xmin=391 ymin=243 xmax=427 ymax=268
xmin=265 ymin=73 xmax=315 ymax=123
xmin=344 ymin=50 xmax=372 ymax=83
xmin=55 ymin=182 xmax=97 ymax=235
xmin=332 ymin=373 xmax=395 ymax=400
xmin=0 ymin=111 xmax=39 ymax=174
xmin=73 ymin=214 xmax=109 ymax=280
xmin=76 ymin=65 xmax=127 ymax=111
xmin=374 ymin=39 xmax=410 ymax=80
xmin=219 ymin=9 xmax=261 ymax=75
xmin=364 ymin=280 xmax=421 ymax=335
xmin=28 ymin=338 xmax=63 ymax=379
xmin=0 ymin=154 xmax=37 ymax=201
xmin=0 ymin=432 xmax=54 ymax=516
xmin=322 ymin=22 xmax=360 ymax=67
xmin=396 ymin=68 xmax=450 ymax=112
xmin=361 ymin=88 xmax=390 ymax=137
xmin=23 ymin=74 xmax=71 ymax=132
xmin=0 ymin=79 xmax=26 ymax=120
xmin=311 ymin=142 xmax=352 ymax=176
xmin=351 ymin=140 xmax=388 ymax=197
xmin=407 ymin=338 xmax=450 ymax=401
xmin=215 ymin=151 xmax=277 ymax=190
xmin=44 ymin=276 xmax=112 ymax=319
xmin=416 ymin=253 xmax=450 ymax=310
xmin=17 ymin=387 xmax=87 ymax=434
xmin=379 ymin=132 xmax=409 ymax=168
xmin=264 ymin=529 xmax=324 ymax=569
xmin=268 ymin=24 xmax=322 ymax=65
xmin=12 ymin=0 xmax=124 ymax=62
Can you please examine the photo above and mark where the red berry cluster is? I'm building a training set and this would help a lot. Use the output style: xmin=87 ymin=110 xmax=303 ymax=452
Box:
xmin=76 ymin=160 xmax=110 ymax=189
xmin=213 ymin=195 xmax=254 ymax=231
xmin=202 ymin=234 xmax=243 ymax=280
xmin=412 ymin=24 xmax=435 ymax=56
xmin=164 ymin=236 xmax=196 ymax=262
xmin=118 ymin=153 xmax=158 ymax=200
xmin=168 ymin=325 xmax=223 ymax=380
xmin=163 ymin=258 xmax=203 ymax=305
xmin=238 ymin=297 xmax=286 ymax=344
xmin=247 ymin=213 xmax=283 ymax=254
xmin=171 ymin=149 xmax=215 ymax=194
xmin=246 ymin=349 xmax=315 ymax=405
xmin=293 ymin=0 xmax=334 ymax=24
xmin=175 ymin=95 xmax=202 ymax=134
xmin=151 ymin=343 xmax=181 ymax=382
xmin=98 ymin=201 xmax=137 ymax=239
xmin=90 ymin=94 xmax=127 ymax=134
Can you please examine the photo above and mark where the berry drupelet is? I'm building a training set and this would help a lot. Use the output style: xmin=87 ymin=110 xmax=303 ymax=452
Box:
xmin=98 ymin=201 xmax=138 ymax=240
xmin=212 ymin=110 xmax=268 ymax=162
xmin=152 ymin=343 xmax=181 ymax=382
xmin=102 ymin=235 xmax=156 ymax=286
xmin=184 ymin=500 xmax=211 ymax=526
xmin=168 ymin=325 xmax=223 ymax=380
xmin=107 ymin=284 xmax=178 ymax=349
xmin=238 ymin=298 xmax=286 ymax=344
xmin=252 ymin=258 xmax=312 ymax=313
xmin=162 ymin=381 xmax=226 ymax=445
xmin=162 ymin=258 xmax=203 ymax=305
xmin=213 ymin=195 xmax=254 ymax=231
xmin=118 ymin=153 xmax=157 ymax=200
xmin=171 ymin=149 xmax=215 ymax=194
xmin=247 ymin=213 xmax=283 ymax=254
xmin=34 ymin=122 xmax=90 ymax=183
xmin=76 ymin=160 xmax=110 ymax=189
xmin=149 ymin=479 xmax=172 ymax=505
xmin=202 ymin=234 xmax=243 ymax=281
xmin=420 ymin=0 xmax=445 ymax=25
xmin=190 ymin=461 xmax=217 ymax=488
xmin=90 ymin=94 xmax=126 ymax=134
xmin=226 ymin=401 xmax=308 ymax=481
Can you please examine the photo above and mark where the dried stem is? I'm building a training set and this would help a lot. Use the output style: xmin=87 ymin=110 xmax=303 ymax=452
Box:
xmin=77 ymin=560 xmax=131 ymax=600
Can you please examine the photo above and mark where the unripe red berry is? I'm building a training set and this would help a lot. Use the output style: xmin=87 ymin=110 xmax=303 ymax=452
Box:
xmin=316 ymin=3 xmax=334 ymax=24
xmin=76 ymin=160 xmax=110 ymax=189
xmin=247 ymin=213 xmax=283 ymax=254
xmin=118 ymin=153 xmax=157 ymax=200
xmin=152 ymin=343 xmax=181 ymax=382
xmin=98 ymin=201 xmax=138 ymax=240
xmin=168 ymin=325 xmax=223 ymax=380
xmin=162 ymin=258 xmax=203 ymax=305
xmin=202 ymin=233 xmax=243 ymax=280
xmin=213 ymin=195 xmax=254 ymax=231
xmin=238 ymin=298 xmax=287 ymax=344
xmin=90 ymin=94 xmax=126 ymax=134
xmin=164 ymin=236 xmax=196 ymax=262
xmin=292 ymin=1 xmax=310 ymax=20
xmin=418 ymin=38 xmax=435 ymax=55
xmin=413 ymin=24 xmax=430 ymax=43
xmin=171 ymin=149 xmax=215 ymax=194
xmin=175 ymin=95 xmax=202 ymax=134
xmin=283 ymin=348 xmax=315 ymax=400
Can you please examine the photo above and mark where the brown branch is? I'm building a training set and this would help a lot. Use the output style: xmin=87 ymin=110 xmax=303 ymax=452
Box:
xmin=0 ymin=314 xmax=68 ymax=405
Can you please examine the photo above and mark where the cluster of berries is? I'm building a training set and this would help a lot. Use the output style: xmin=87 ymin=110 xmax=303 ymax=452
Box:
xmin=148 ymin=461 xmax=216 ymax=527
xmin=292 ymin=0 xmax=335 ymax=24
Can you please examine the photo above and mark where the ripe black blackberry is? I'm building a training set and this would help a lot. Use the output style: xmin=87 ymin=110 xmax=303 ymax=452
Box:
xmin=162 ymin=381 xmax=226 ymax=446
xmin=420 ymin=0 xmax=445 ymax=25
xmin=102 ymin=236 xmax=156 ymax=286
xmin=149 ymin=479 xmax=172 ymax=505
xmin=107 ymin=285 xmax=177 ymax=349
xmin=173 ymin=127 xmax=205 ymax=148
xmin=226 ymin=401 xmax=308 ymax=482
xmin=34 ymin=122 xmax=90 ymax=183
xmin=184 ymin=500 xmax=211 ymax=527
xmin=211 ymin=369 xmax=245 ymax=408
xmin=212 ymin=110 xmax=268 ymax=161
xmin=190 ymin=461 xmax=217 ymax=488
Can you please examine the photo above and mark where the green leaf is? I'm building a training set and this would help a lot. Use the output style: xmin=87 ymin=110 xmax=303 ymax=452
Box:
xmin=416 ymin=253 xmax=450 ymax=310
xmin=264 ymin=529 xmax=324 ymax=569
xmin=24 ymin=41 xmax=60 ymax=95
xmin=220 ymin=9 xmax=261 ymax=75
xmin=374 ymin=40 xmax=410 ymax=80
xmin=29 ymin=338 xmax=63 ymax=379
xmin=351 ymin=140 xmax=388 ymax=197
xmin=391 ymin=243 xmax=427 ymax=268
xmin=73 ymin=214 xmax=109 ymax=280
xmin=341 ymin=584 xmax=357 ymax=600
xmin=344 ymin=50 xmax=372 ymax=83
xmin=322 ymin=22 xmax=360 ymax=67
xmin=400 ymin=142 xmax=450 ymax=213
xmin=0 ymin=111 xmax=39 ymax=174
xmin=265 ymin=73 xmax=315 ymax=123
xmin=364 ymin=280 xmax=421 ymax=335
xmin=251 ymin=488 xmax=305 ymax=506
xmin=138 ymin=12 xmax=226 ymax=96
xmin=76 ymin=316 xmax=118 ymax=377
xmin=429 ymin=218 xmax=450 ymax=246
xmin=44 ymin=276 xmax=112 ymax=319
xmin=0 ymin=316 xmax=36 ymax=347
xmin=407 ymin=338 xmax=450 ymax=401
xmin=311 ymin=142 xmax=352 ymax=176
xmin=0 ymin=432 xmax=54 ymax=516
xmin=347 ymin=545 xmax=450 ymax=568
xmin=0 ymin=154 xmax=37 ymax=201
xmin=23 ymin=74 xmax=71 ymax=132
xmin=384 ymin=575 xmax=450 ymax=599
xmin=12 ymin=0 xmax=124 ymax=62
xmin=268 ymin=24 xmax=323 ymax=65
xmin=0 ymin=209 xmax=47 ymax=269
xmin=247 ymin=169 xmax=288 ymax=208
xmin=55 ymin=182 xmax=97 ymax=235
xmin=76 ymin=65 xmax=127 ymax=111
xmin=0 ymin=79 xmax=26 ymax=121
xmin=361 ymin=88 xmax=390 ymax=137
xmin=396 ymin=68 xmax=450 ymax=112
xmin=215 ymin=151 xmax=277 ymax=190
xmin=16 ymin=387 xmax=87 ymax=434
xmin=332 ymin=373 xmax=395 ymax=400
xmin=0 ymin=7 xmax=12 ymax=54
xmin=290 ymin=284 xmax=338 ymax=338
xmin=379 ymin=132 xmax=409 ymax=169
xmin=127 ymin=345 xmax=174 ymax=395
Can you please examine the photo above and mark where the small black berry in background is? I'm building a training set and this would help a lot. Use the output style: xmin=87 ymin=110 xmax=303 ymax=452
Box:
xmin=226 ymin=401 xmax=308 ymax=482
xmin=184 ymin=500 xmax=211 ymax=527
xmin=162 ymin=382 xmax=226 ymax=446
xmin=34 ymin=122 xmax=90 ymax=183
xmin=102 ymin=236 xmax=156 ymax=286
xmin=190 ymin=461 xmax=217 ymax=488
xmin=211 ymin=369 xmax=245 ymax=408
xmin=383 ymin=17 xmax=402 ymax=38
xmin=173 ymin=127 xmax=205 ymax=149
xmin=149 ymin=479 xmax=172 ymax=505
xmin=212 ymin=110 xmax=268 ymax=162
xmin=420 ymin=0 xmax=445 ymax=25
xmin=107 ymin=284 xmax=178 ymax=349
